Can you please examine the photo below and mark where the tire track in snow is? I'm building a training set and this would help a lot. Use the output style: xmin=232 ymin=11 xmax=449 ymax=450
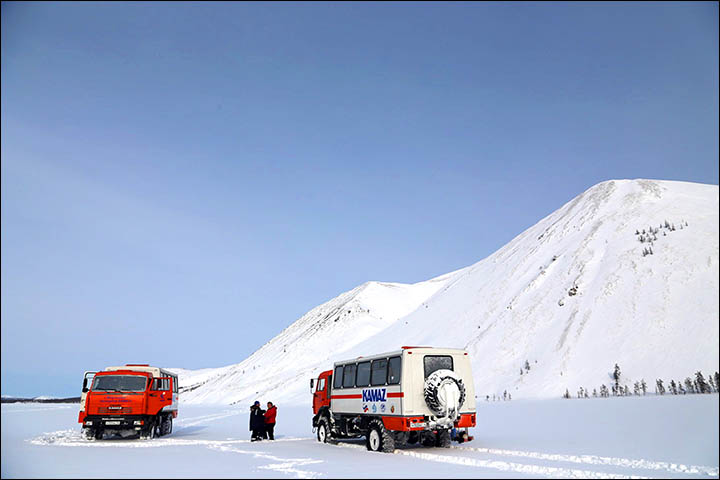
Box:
xmin=329 ymin=441 xmax=693 ymax=479
xmin=393 ymin=449 xmax=649 ymax=479
xmin=29 ymin=428 xmax=309 ymax=448
xmin=209 ymin=443 xmax=323 ymax=479
xmin=454 ymin=446 xmax=719 ymax=477
xmin=31 ymin=428 xmax=323 ymax=478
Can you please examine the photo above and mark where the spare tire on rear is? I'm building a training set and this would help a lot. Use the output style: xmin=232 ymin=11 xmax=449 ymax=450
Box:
xmin=423 ymin=369 xmax=466 ymax=417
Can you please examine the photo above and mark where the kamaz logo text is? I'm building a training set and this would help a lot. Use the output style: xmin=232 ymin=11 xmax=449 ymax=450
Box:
xmin=362 ymin=388 xmax=387 ymax=402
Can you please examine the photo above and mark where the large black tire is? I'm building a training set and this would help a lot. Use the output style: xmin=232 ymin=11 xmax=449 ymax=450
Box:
xmin=140 ymin=421 xmax=157 ymax=440
xmin=424 ymin=369 xmax=466 ymax=416
xmin=160 ymin=415 xmax=173 ymax=436
xmin=393 ymin=431 xmax=410 ymax=446
xmin=436 ymin=429 xmax=451 ymax=448
xmin=407 ymin=431 xmax=419 ymax=444
xmin=94 ymin=429 xmax=104 ymax=440
xmin=366 ymin=419 xmax=395 ymax=453
xmin=317 ymin=417 xmax=331 ymax=443
xmin=420 ymin=431 xmax=436 ymax=447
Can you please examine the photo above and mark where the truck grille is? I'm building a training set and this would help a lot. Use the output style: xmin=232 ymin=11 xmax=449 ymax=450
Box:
xmin=98 ymin=406 xmax=133 ymax=414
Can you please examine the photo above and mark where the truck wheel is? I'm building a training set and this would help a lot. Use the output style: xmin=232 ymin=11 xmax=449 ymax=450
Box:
xmin=94 ymin=429 xmax=104 ymax=440
xmin=436 ymin=429 xmax=451 ymax=448
xmin=393 ymin=431 xmax=410 ymax=446
xmin=84 ymin=428 xmax=95 ymax=440
xmin=366 ymin=419 xmax=395 ymax=453
xmin=407 ymin=431 xmax=419 ymax=444
xmin=317 ymin=417 xmax=331 ymax=443
xmin=420 ymin=431 xmax=436 ymax=447
xmin=140 ymin=423 xmax=156 ymax=439
xmin=160 ymin=415 xmax=173 ymax=436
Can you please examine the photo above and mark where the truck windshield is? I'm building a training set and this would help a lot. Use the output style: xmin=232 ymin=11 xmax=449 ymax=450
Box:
xmin=91 ymin=375 xmax=147 ymax=392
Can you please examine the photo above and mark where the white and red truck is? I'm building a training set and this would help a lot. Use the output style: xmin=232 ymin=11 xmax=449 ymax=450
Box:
xmin=311 ymin=346 xmax=476 ymax=452
xmin=78 ymin=364 xmax=178 ymax=440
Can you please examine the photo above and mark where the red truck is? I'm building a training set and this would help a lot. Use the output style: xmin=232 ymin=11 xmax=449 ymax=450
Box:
xmin=78 ymin=364 xmax=178 ymax=440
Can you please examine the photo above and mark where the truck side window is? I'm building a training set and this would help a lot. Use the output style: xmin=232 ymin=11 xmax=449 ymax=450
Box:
xmin=334 ymin=366 xmax=343 ymax=389
xmin=356 ymin=361 xmax=371 ymax=387
xmin=387 ymin=356 xmax=401 ymax=384
xmin=342 ymin=364 xmax=357 ymax=388
xmin=371 ymin=359 xmax=388 ymax=386
xmin=154 ymin=378 xmax=170 ymax=391
xmin=423 ymin=355 xmax=453 ymax=378
xmin=317 ymin=378 xmax=325 ymax=392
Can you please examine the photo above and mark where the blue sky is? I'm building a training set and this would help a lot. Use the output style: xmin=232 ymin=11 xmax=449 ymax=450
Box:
xmin=1 ymin=2 xmax=717 ymax=397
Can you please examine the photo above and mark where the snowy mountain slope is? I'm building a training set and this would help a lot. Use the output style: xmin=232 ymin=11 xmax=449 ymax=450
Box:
xmin=176 ymin=179 xmax=719 ymax=405
xmin=346 ymin=179 xmax=719 ymax=399
xmin=172 ymin=273 xmax=459 ymax=404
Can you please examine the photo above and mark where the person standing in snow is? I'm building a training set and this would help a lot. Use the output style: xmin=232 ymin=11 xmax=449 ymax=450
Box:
xmin=249 ymin=401 xmax=266 ymax=441
xmin=264 ymin=401 xmax=277 ymax=440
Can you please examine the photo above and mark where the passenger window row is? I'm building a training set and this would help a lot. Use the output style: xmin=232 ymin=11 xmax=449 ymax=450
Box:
xmin=333 ymin=356 xmax=401 ymax=389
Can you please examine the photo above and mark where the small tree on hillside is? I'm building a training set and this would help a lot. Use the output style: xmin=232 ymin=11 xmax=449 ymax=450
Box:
xmin=593 ymin=388 xmax=598 ymax=397
xmin=641 ymin=379 xmax=647 ymax=395
xmin=600 ymin=384 xmax=609 ymax=397
xmin=633 ymin=381 xmax=640 ymax=396
xmin=613 ymin=363 xmax=620 ymax=387
xmin=684 ymin=377 xmax=695 ymax=394
xmin=656 ymin=379 xmax=665 ymax=395
xmin=714 ymin=372 xmax=720 ymax=391
xmin=695 ymin=371 xmax=710 ymax=394
xmin=563 ymin=389 xmax=570 ymax=399
xmin=669 ymin=380 xmax=678 ymax=395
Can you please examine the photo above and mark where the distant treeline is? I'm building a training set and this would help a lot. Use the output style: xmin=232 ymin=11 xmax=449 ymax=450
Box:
xmin=563 ymin=364 xmax=720 ymax=399
xmin=1 ymin=397 xmax=80 ymax=404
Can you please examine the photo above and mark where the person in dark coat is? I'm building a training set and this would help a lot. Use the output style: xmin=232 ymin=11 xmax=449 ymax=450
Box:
xmin=264 ymin=402 xmax=277 ymax=440
xmin=249 ymin=401 xmax=266 ymax=441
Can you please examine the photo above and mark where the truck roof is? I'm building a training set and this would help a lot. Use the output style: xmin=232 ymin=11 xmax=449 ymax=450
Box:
xmin=103 ymin=365 xmax=177 ymax=378
xmin=332 ymin=347 xmax=468 ymax=367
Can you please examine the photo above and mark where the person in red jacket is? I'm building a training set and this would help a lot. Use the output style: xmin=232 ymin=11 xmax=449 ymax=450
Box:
xmin=263 ymin=402 xmax=277 ymax=440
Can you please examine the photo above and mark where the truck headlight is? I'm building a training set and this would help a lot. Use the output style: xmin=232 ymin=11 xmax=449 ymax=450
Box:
xmin=133 ymin=420 xmax=143 ymax=425
xmin=85 ymin=421 xmax=93 ymax=426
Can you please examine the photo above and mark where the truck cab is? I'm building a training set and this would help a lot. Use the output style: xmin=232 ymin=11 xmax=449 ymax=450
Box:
xmin=312 ymin=369 xmax=333 ymax=415
xmin=78 ymin=364 xmax=178 ymax=440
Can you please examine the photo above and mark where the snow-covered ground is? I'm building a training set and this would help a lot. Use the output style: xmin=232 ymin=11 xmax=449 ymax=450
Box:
xmin=2 ymin=394 xmax=718 ymax=478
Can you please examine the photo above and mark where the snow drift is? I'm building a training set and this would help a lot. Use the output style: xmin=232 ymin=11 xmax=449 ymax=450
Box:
xmin=173 ymin=179 xmax=719 ymax=405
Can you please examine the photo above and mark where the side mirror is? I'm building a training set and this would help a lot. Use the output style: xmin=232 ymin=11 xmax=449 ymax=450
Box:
xmin=82 ymin=378 xmax=88 ymax=393
xmin=310 ymin=379 xmax=315 ymax=390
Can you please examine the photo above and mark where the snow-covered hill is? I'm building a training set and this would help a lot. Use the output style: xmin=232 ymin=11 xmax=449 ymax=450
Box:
xmin=173 ymin=179 xmax=719 ymax=405
xmin=173 ymin=273 xmax=459 ymax=405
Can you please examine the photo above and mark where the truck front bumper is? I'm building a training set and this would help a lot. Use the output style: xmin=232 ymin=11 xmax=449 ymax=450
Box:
xmin=82 ymin=415 xmax=148 ymax=430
